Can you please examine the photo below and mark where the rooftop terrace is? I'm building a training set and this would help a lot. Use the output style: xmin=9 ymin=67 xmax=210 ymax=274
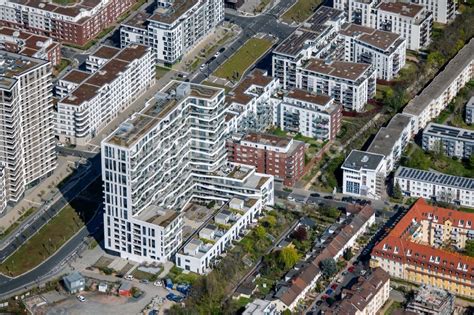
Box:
xmin=105 ymin=81 xmax=223 ymax=148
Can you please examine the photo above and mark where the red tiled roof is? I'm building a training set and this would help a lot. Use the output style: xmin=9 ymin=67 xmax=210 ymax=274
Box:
xmin=372 ymin=199 xmax=474 ymax=281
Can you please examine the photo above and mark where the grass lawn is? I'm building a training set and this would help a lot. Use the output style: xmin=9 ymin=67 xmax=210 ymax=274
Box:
xmin=0 ymin=207 xmax=37 ymax=240
xmin=93 ymin=256 xmax=114 ymax=269
xmin=281 ymin=0 xmax=323 ymax=23
xmin=156 ymin=65 xmax=171 ymax=80
xmin=269 ymin=127 xmax=288 ymax=137
xmin=255 ymin=0 xmax=272 ymax=13
xmin=53 ymin=58 xmax=71 ymax=76
xmin=213 ymin=37 xmax=273 ymax=81
xmin=384 ymin=301 xmax=402 ymax=315
xmin=167 ymin=266 xmax=200 ymax=285
xmin=52 ymin=0 xmax=78 ymax=4
xmin=0 ymin=197 xmax=97 ymax=277
xmin=132 ymin=268 xmax=161 ymax=281
xmin=402 ymin=143 xmax=474 ymax=178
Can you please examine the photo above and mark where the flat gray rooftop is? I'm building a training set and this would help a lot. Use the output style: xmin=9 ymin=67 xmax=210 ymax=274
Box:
xmin=342 ymin=150 xmax=384 ymax=171
xmin=403 ymin=38 xmax=474 ymax=116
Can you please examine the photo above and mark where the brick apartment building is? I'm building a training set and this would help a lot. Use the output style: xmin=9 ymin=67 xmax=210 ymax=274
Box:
xmin=227 ymin=133 xmax=305 ymax=187
xmin=0 ymin=0 xmax=135 ymax=46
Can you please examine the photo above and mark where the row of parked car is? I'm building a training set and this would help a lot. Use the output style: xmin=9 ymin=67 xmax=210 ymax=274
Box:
xmin=199 ymin=47 xmax=226 ymax=71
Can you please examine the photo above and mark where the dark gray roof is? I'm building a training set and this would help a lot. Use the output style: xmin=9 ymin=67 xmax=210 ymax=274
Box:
xmin=342 ymin=150 xmax=385 ymax=171
xmin=367 ymin=114 xmax=412 ymax=157
xmin=423 ymin=123 xmax=474 ymax=142
xmin=395 ymin=166 xmax=474 ymax=190
xmin=403 ymin=39 xmax=474 ymax=116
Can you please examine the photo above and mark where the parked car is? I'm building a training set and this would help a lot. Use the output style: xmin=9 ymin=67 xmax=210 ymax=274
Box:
xmin=323 ymin=195 xmax=334 ymax=200
xmin=214 ymin=51 xmax=220 ymax=58
xmin=165 ymin=278 xmax=174 ymax=289
xmin=288 ymin=196 xmax=295 ymax=202
xmin=219 ymin=47 xmax=226 ymax=53
xmin=330 ymin=283 xmax=338 ymax=290
xmin=310 ymin=193 xmax=320 ymax=197
xmin=176 ymin=283 xmax=191 ymax=295
xmin=166 ymin=293 xmax=184 ymax=303
xmin=153 ymin=280 xmax=163 ymax=287
xmin=200 ymin=64 xmax=206 ymax=71
xmin=124 ymin=275 xmax=134 ymax=280
xmin=140 ymin=279 xmax=150 ymax=284
xmin=348 ymin=266 xmax=355 ymax=273
xmin=77 ymin=295 xmax=86 ymax=302
xmin=325 ymin=289 xmax=334 ymax=295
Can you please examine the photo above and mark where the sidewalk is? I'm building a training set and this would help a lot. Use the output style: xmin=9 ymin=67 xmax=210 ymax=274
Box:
xmin=177 ymin=23 xmax=240 ymax=74
xmin=0 ymin=155 xmax=80 ymax=230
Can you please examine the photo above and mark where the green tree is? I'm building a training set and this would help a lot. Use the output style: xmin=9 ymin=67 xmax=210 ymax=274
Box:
xmin=279 ymin=246 xmax=300 ymax=269
xmin=319 ymin=258 xmax=337 ymax=279
xmin=263 ymin=215 xmax=277 ymax=227
xmin=393 ymin=182 xmax=403 ymax=200
xmin=427 ymin=51 xmax=446 ymax=69
xmin=320 ymin=205 xmax=340 ymax=219
xmin=343 ymin=248 xmax=353 ymax=261
xmin=254 ymin=226 xmax=266 ymax=240
xmin=465 ymin=240 xmax=474 ymax=257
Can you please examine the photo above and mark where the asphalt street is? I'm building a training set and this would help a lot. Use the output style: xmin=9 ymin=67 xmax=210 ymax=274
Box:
xmin=0 ymin=153 xmax=102 ymax=296
xmin=191 ymin=5 xmax=297 ymax=83
xmin=0 ymin=210 xmax=103 ymax=297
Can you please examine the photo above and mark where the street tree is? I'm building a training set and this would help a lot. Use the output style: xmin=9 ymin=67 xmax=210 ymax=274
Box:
xmin=319 ymin=258 xmax=337 ymax=279
xmin=278 ymin=246 xmax=300 ymax=269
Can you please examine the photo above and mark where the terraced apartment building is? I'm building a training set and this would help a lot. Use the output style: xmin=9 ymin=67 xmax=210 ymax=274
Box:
xmin=0 ymin=0 xmax=135 ymax=46
xmin=101 ymin=81 xmax=273 ymax=263
xmin=56 ymin=44 xmax=154 ymax=146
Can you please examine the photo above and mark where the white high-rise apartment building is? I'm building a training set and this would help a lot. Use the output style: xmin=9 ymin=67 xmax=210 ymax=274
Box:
xmin=102 ymin=81 xmax=273 ymax=263
xmin=0 ymin=51 xmax=56 ymax=209
xmin=339 ymin=23 xmax=406 ymax=81
xmin=335 ymin=0 xmax=454 ymax=25
xmin=296 ymin=58 xmax=377 ymax=112
xmin=56 ymin=45 xmax=155 ymax=146
xmin=376 ymin=2 xmax=432 ymax=50
xmin=334 ymin=0 xmax=433 ymax=50
xmin=120 ymin=0 xmax=224 ymax=65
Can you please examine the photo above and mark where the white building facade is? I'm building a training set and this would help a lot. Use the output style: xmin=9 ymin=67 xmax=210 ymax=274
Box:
xmin=276 ymin=89 xmax=342 ymax=141
xmin=376 ymin=2 xmax=432 ymax=51
xmin=342 ymin=150 xmax=387 ymax=199
xmin=0 ymin=51 xmax=56 ymax=209
xmin=176 ymin=197 xmax=264 ymax=274
xmin=102 ymin=81 xmax=274 ymax=263
xmin=296 ymin=58 xmax=377 ymax=112
xmin=403 ymin=39 xmax=474 ymax=134
xmin=339 ymin=23 xmax=406 ymax=81
xmin=422 ymin=123 xmax=474 ymax=159
xmin=120 ymin=0 xmax=224 ymax=65
xmin=56 ymin=45 xmax=155 ymax=146
xmin=394 ymin=166 xmax=474 ymax=208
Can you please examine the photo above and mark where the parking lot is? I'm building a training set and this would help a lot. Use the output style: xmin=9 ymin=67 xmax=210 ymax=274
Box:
xmin=41 ymin=279 xmax=180 ymax=315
